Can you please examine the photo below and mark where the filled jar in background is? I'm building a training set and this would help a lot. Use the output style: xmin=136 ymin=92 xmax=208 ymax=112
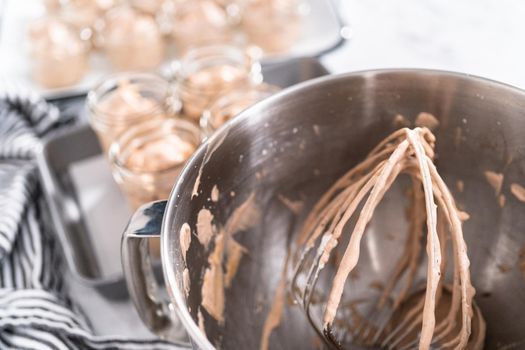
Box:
xmin=28 ymin=16 xmax=89 ymax=88
xmin=59 ymin=0 xmax=100 ymax=34
xmin=28 ymin=0 xmax=306 ymax=89
xmin=101 ymin=5 xmax=165 ymax=70
xmin=241 ymin=0 xmax=303 ymax=53
xmin=200 ymin=83 xmax=280 ymax=135
xmin=176 ymin=44 xmax=262 ymax=121
xmin=109 ymin=118 xmax=202 ymax=210
xmin=87 ymin=72 xmax=174 ymax=153
xmin=129 ymin=0 xmax=165 ymax=15
xmin=170 ymin=0 xmax=235 ymax=55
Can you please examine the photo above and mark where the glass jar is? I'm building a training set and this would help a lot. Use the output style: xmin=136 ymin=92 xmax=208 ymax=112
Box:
xmin=176 ymin=44 xmax=262 ymax=121
xmin=43 ymin=0 xmax=62 ymax=13
xmin=87 ymin=73 xmax=175 ymax=153
xmin=200 ymin=83 xmax=279 ymax=135
xmin=28 ymin=17 xmax=89 ymax=88
xmin=95 ymin=0 xmax=121 ymax=12
xmin=129 ymin=0 xmax=164 ymax=14
xmin=102 ymin=6 xmax=165 ymax=70
xmin=109 ymin=118 xmax=202 ymax=210
xmin=241 ymin=0 xmax=302 ymax=53
xmin=59 ymin=0 xmax=110 ymax=45
xmin=171 ymin=0 xmax=234 ymax=54
xmin=60 ymin=0 xmax=100 ymax=31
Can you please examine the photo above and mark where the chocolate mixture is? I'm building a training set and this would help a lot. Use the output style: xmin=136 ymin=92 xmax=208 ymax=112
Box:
xmin=293 ymin=127 xmax=485 ymax=349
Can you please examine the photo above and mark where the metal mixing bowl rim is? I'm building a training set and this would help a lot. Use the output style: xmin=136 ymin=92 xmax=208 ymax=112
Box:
xmin=161 ymin=68 xmax=525 ymax=350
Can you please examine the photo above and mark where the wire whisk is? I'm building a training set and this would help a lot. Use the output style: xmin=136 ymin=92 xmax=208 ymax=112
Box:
xmin=291 ymin=127 xmax=486 ymax=350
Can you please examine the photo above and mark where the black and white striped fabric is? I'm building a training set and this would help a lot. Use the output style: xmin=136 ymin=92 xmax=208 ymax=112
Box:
xmin=0 ymin=87 xmax=182 ymax=349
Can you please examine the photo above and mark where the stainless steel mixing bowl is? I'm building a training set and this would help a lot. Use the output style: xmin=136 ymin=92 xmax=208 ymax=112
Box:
xmin=122 ymin=69 xmax=525 ymax=350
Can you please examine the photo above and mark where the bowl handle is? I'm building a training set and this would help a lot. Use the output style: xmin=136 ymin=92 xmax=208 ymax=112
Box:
xmin=121 ymin=200 xmax=190 ymax=345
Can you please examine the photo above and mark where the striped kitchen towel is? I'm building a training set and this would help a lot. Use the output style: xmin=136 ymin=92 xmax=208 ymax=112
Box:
xmin=0 ymin=86 xmax=185 ymax=349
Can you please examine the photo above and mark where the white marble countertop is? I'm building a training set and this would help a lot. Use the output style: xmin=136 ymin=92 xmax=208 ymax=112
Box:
xmin=322 ymin=0 xmax=525 ymax=89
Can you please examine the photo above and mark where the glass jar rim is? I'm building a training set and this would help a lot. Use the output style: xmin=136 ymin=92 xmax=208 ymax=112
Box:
xmin=175 ymin=44 xmax=258 ymax=87
xmin=88 ymin=72 xmax=171 ymax=127
xmin=201 ymin=83 xmax=280 ymax=133
xmin=109 ymin=118 xmax=202 ymax=176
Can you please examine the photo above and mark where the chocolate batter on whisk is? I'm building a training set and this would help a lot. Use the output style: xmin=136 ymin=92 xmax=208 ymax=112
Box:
xmin=291 ymin=126 xmax=486 ymax=349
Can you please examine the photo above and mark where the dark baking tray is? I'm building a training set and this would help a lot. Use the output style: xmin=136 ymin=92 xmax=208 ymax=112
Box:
xmin=37 ymin=57 xmax=329 ymax=299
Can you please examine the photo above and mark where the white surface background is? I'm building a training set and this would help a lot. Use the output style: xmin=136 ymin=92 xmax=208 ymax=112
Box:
xmin=323 ymin=0 xmax=525 ymax=89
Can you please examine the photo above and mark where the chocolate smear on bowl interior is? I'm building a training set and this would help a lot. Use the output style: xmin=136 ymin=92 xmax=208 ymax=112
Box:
xmin=415 ymin=112 xmax=440 ymax=130
xmin=197 ymin=209 xmax=215 ymax=248
xmin=211 ymin=185 xmax=219 ymax=202
xmin=198 ymin=308 xmax=206 ymax=335
xmin=201 ymin=232 xmax=225 ymax=324
xmin=277 ymin=194 xmax=304 ymax=215
xmin=199 ymin=192 xmax=261 ymax=324
xmin=484 ymin=171 xmax=504 ymax=196
xmin=180 ymin=223 xmax=192 ymax=263
xmin=183 ymin=268 xmax=191 ymax=297
xmin=498 ymin=194 xmax=506 ymax=208
xmin=260 ymin=252 xmax=290 ymax=350
xmin=192 ymin=130 xmax=228 ymax=198
xmin=224 ymin=239 xmax=248 ymax=288
xmin=510 ymin=183 xmax=525 ymax=202
xmin=456 ymin=180 xmax=465 ymax=193
xmin=393 ymin=114 xmax=410 ymax=128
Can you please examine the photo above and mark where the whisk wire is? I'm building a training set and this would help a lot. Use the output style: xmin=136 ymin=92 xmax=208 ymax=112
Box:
xmin=291 ymin=127 xmax=482 ymax=350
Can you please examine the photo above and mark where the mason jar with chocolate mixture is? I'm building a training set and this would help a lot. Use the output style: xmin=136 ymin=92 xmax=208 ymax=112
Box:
xmin=241 ymin=0 xmax=303 ymax=53
xmin=87 ymin=72 xmax=175 ymax=153
xmin=109 ymin=118 xmax=202 ymax=210
xmin=170 ymin=0 xmax=235 ymax=55
xmin=28 ymin=16 xmax=89 ymax=88
xmin=176 ymin=44 xmax=262 ymax=122
xmin=101 ymin=5 xmax=165 ymax=70
xmin=59 ymin=0 xmax=100 ymax=32
xmin=200 ymin=83 xmax=280 ymax=136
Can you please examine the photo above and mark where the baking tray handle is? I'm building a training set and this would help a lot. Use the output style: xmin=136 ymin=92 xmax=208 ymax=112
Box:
xmin=121 ymin=200 xmax=190 ymax=345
